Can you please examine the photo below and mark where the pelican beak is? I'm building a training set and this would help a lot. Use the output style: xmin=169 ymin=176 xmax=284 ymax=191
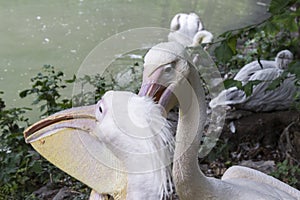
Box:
xmin=138 ymin=82 xmax=166 ymax=102
xmin=24 ymin=105 xmax=96 ymax=143
xmin=139 ymin=67 xmax=178 ymax=114
xmin=24 ymin=105 xmax=126 ymax=196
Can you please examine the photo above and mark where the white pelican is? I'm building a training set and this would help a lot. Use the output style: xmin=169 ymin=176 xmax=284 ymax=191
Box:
xmin=24 ymin=91 xmax=174 ymax=200
xmin=23 ymin=12 xmax=212 ymax=200
xmin=139 ymin=41 xmax=300 ymax=199
xmin=168 ymin=13 xmax=203 ymax=45
xmin=209 ymin=50 xmax=297 ymax=112
xmin=168 ymin=13 xmax=213 ymax=48
xmin=234 ymin=50 xmax=294 ymax=84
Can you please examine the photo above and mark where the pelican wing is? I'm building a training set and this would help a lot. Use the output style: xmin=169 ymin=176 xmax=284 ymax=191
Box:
xmin=244 ymin=68 xmax=297 ymax=111
xmin=234 ymin=60 xmax=276 ymax=83
xmin=222 ymin=166 xmax=300 ymax=198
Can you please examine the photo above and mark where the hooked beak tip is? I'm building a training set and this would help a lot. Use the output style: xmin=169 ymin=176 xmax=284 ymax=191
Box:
xmin=24 ymin=105 xmax=97 ymax=143
xmin=139 ymin=82 xmax=166 ymax=103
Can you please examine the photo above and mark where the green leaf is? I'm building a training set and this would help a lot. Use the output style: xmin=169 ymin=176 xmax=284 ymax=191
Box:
xmin=214 ymin=41 xmax=234 ymax=63
xmin=57 ymin=71 xmax=64 ymax=77
xmin=19 ymin=90 xmax=29 ymax=98
xmin=288 ymin=61 xmax=300 ymax=79
xmin=285 ymin=19 xmax=298 ymax=32
xmin=269 ymin=0 xmax=291 ymax=14
xmin=227 ymin=36 xmax=237 ymax=54
xmin=263 ymin=21 xmax=280 ymax=35
xmin=243 ymin=80 xmax=262 ymax=96
xmin=223 ymin=79 xmax=242 ymax=89
xmin=266 ymin=77 xmax=284 ymax=91
xmin=218 ymin=30 xmax=232 ymax=38
xmin=65 ymin=75 xmax=76 ymax=83
xmin=40 ymin=104 xmax=46 ymax=112
xmin=30 ymin=161 xmax=43 ymax=174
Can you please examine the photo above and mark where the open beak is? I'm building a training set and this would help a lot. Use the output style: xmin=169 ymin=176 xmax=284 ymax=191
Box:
xmin=138 ymin=83 xmax=166 ymax=103
xmin=138 ymin=68 xmax=178 ymax=114
xmin=24 ymin=105 xmax=126 ymax=196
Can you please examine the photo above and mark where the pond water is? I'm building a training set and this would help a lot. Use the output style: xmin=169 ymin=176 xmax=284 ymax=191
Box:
xmin=0 ymin=0 xmax=270 ymax=121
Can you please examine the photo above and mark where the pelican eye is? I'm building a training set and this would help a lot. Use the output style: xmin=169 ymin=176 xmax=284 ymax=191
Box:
xmin=164 ymin=61 xmax=176 ymax=73
xmin=99 ymin=105 xmax=103 ymax=113
xmin=164 ymin=65 xmax=172 ymax=73
xmin=97 ymin=100 xmax=104 ymax=115
xmin=95 ymin=100 xmax=105 ymax=122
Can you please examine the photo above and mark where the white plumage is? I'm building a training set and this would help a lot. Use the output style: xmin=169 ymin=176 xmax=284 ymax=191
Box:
xmin=168 ymin=13 xmax=213 ymax=47
xmin=94 ymin=91 xmax=174 ymax=200
xmin=24 ymin=91 xmax=174 ymax=200
xmin=234 ymin=50 xmax=293 ymax=83
xmin=209 ymin=50 xmax=297 ymax=112
xmin=139 ymin=41 xmax=300 ymax=199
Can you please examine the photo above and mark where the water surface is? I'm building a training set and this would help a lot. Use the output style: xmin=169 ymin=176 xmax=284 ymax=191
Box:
xmin=0 ymin=0 xmax=270 ymax=120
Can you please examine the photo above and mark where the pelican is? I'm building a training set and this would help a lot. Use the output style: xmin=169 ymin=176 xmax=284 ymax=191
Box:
xmin=209 ymin=50 xmax=297 ymax=112
xmin=168 ymin=13 xmax=204 ymax=45
xmin=168 ymin=13 xmax=213 ymax=48
xmin=234 ymin=50 xmax=294 ymax=83
xmin=23 ymin=12 xmax=212 ymax=200
xmin=167 ymin=12 xmax=213 ymax=68
xmin=24 ymin=91 xmax=174 ymax=200
xmin=139 ymin=41 xmax=300 ymax=199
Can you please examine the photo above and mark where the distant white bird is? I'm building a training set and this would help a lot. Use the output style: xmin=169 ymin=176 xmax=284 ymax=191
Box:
xmin=234 ymin=50 xmax=293 ymax=84
xmin=139 ymin=41 xmax=300 ymax=200
xmin=169 ymin=13 xmax=203 ymax=44
xmin=168 ymin=13 xmax=213 ymax=47
xmin=209 ymin=50 xmax=297 ymax=112
xmin=24 ymin=91 xmax=174 ymax=200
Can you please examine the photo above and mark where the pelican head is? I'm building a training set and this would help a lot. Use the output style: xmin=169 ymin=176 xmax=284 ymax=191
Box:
xmin=169 ymin=13 xmax=203 ymax=37
xmin=168 ymin=13 xmax=207 ymax=47
xmin=191 ymin=30 xmax=214 ymax=47
xmin=24 ymin=91 xmax=174 ymax=199
xmin=275 ymin=49 xmax=293 ymax=69
xmin=138 ymin=41 xmax=192 ymax=113
xmin=24 ymin=102 xmax=126 ymax=198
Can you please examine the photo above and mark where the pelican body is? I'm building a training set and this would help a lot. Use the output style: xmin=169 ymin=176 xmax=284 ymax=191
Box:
xmin=139 ymin=41 xmax=300 ymax=199
xmin=234 ymin=50 xmax=294 ymax=83
xmin=24 ymin=91 xmax=174 ymax=200
xmin=209 ymin=50 xmax=297 ymax=112
xmin=23 ymin=12 xmax=211 ymax=200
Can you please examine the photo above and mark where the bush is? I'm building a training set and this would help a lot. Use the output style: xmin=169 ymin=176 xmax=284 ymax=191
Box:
xmin=0 ymin=61 xmax=141 ymax=199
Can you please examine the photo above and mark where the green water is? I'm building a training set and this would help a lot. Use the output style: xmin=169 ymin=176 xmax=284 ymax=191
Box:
xmin=0 ymin=0 xmax=270 ymax=120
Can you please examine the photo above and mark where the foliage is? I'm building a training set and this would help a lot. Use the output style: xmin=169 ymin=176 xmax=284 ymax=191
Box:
xmin=214 ymin=0 xmax=299 ymax=68
xmin=19 ymin=65 xmax=73 ymax=117
xmin=1 ymin=65 xmax=86 ymax=198
xmin=205 ymin=138 xmax=232 ymax=162
xmin=206 ymin=0 xmax=300 ymax=187
xmin=0 ymin=65 xmax=93 ymax=199
xmin=71 ymin=74 xmax=113 ymax=107
xmin=270 ymin=159 xmax=300 ymax=187
xmin=0 ymin=60 xmax=141 ymax=199
xmin=212 ymin=0 xmax=300 ymax=102
xmin=0 ymin=92 xmax=54 ymax=199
